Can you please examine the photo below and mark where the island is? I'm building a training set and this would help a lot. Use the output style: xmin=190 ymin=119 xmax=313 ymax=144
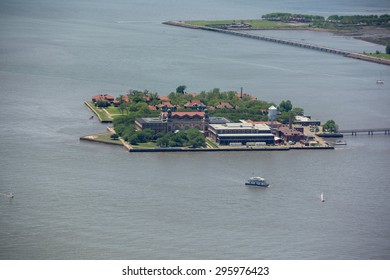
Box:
xmin=163 ymin=13 xmax=390 ymax=65
xmin=81 ymin=87 xmax=337 ymax=152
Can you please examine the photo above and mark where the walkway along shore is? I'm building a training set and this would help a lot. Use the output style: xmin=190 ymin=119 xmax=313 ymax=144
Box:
xmin=163 ymin=21 xmax=390 ymax=66
xmin=84 ymin=101 xmax=113 ymax=123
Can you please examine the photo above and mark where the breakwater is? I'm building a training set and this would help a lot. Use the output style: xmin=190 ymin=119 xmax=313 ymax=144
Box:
xmin=163 ymin=21 xmax=390 ymax=66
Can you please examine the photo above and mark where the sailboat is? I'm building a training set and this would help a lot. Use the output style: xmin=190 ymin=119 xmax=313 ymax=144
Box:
xmin=376 ymin=72 xmax=384 ymax=84
xmin=320 ymin=192 xmax=325 ymax=202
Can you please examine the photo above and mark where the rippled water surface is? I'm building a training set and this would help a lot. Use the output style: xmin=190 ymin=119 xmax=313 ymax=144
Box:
xmin=1 ymin=0 xmax=390 ymax=259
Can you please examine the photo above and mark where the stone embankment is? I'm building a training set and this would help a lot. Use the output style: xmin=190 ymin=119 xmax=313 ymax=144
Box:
xmin=129 ymin=145 xmax=333 ymax=153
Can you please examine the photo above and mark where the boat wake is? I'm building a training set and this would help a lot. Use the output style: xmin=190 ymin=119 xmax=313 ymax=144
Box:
xmin=0 ymin=192 xmax=14 ymax=199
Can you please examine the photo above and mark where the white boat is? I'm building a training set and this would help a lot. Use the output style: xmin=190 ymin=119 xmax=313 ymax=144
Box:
xmin=245 ymin=176 xmax=269 ymax=187
xmin=320 ymin=192 xmax=325 ymax=202
xmin=334 ymin=139 xmax=347 ymax=145
xmin=377 ymin=72 xmax=384 ymax=84
xmin=0 ymin=192 xmax=14 ymax=198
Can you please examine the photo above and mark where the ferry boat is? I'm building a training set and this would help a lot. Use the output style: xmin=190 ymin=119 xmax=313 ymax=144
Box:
xmin=245 ymin=176 xmax=269 ymax=187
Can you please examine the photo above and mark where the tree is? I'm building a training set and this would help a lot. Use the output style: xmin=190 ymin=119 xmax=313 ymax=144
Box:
xmin=118 ymin=102 xmax=128 ymax=115
xmin=279 ymin=100 xmax=292 ymax=112
xmin=176 ymin=85 xmax=187 ymax=94
xmin=96 ymin=99 xmax=109 ymax=108
xmin=186 ymin=129 xmax=206 ymax=148
xmin=323 ymin=120 xmax=338 ymax=133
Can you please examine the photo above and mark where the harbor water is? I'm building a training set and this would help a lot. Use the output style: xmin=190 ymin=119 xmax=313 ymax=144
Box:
xmin=0 ymin=0 xmax=390 ymax=259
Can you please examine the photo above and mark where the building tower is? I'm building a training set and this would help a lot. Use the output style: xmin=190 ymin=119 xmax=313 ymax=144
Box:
xmin=268 ymin=105 xmax=278 ymax=133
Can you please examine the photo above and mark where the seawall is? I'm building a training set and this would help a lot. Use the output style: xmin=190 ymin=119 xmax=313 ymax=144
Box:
xmin=129 ymin=146 xmax=333 ymax=153
xmin=84 ymin=101 xmax=113 ymax=123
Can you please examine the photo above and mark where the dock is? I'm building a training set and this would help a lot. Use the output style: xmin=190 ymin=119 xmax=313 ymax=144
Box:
xmin=163 ymin=21 xmax=390 ymax=66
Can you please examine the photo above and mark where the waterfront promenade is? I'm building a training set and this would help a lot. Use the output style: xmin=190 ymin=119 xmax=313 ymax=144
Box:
xmin=163 ymin=21 xmax=390 ymax=66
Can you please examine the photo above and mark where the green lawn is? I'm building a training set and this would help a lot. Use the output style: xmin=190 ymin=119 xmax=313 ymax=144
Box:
xmin=132 ymin=142 xmax=157 ymax=149
xmin=206 ymin=138 xmax=219 ymax=148
xmin=186 ymin=19 xmax=300 ymax=29
xmin=105 ymin=106 xmax=125 ymax=115
xmin=365 ymin=53 xmax=390 ymax=60
xmin=94 ymin=133 xmax=122 ymax=144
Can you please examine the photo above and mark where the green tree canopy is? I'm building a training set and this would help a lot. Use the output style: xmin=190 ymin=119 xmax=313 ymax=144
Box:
xmin=323 ymin=120 xmax=338 ymax=133
xmin=279 ymin=100 xmax=293 ymax=112
xmin=176 ymin=85 xmax=187 ymax=94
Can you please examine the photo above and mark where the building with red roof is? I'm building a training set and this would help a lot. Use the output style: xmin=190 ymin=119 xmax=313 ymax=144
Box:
xmin=159 ymin=96 xmax=170 ymax=101
xmin=184 ymin=100 xmax=207 ymax=110
xmin=112 ymin=95 xmax=130 ymax=106
xmin=92 ymin=94 xmax=115 ymax=104
xmin=277 ymin=125 xmax=305 ymax=142
xmin=216 ymin=102 xmax=234 ymax=109
xmin=135 ymin=110 xmax=209 ymax=133
xmin=155 ymin=101 xmax=176 ymax=111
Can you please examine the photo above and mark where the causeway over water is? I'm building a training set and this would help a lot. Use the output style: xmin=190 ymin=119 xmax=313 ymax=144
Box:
xmin=164 ymin=21 xmax=390 ymax=66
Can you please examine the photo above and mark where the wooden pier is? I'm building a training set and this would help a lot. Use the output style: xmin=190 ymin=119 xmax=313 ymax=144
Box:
xmin=163 ymin=21 xmax=390 ymax=66
xmin=339 ymin=128 xmax=390 ymax=136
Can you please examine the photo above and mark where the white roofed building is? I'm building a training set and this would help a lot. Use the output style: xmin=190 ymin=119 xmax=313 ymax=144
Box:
xmin=208 ymin=122 xmax=275 ymax=146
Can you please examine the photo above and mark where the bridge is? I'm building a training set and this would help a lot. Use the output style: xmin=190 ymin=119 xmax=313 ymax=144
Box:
xmin=339 ymin=128 xmax=390 ymax=135
xmin=163 ymin=21 xmax=390 ymax=66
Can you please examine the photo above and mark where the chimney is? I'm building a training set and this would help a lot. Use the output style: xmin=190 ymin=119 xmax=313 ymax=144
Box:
xmin=240 ymin=87 xmax=243 ymax=99
xmin=289 ymin=114 xmax=293 ymax=129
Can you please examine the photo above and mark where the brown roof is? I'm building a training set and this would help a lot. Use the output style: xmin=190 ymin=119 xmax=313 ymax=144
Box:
xmin=160 ymin=96 xmax=170 ymax=101
xmin=184 ymin=100 xmax=206 ymax=107
xmin=92 ymin=94 xmax=115 ymax=102
xmin=278 ymin=126 xmax=304 ymax=136
xmin=162 ymin=111 xmax=205 ymax=118
xmin=113 ymin=96 xmax=130 ymax=103
xmin=156 ymin=101 xmax=175 ymax=108
xmin=216 ymin=102 xmax=234 ymax=109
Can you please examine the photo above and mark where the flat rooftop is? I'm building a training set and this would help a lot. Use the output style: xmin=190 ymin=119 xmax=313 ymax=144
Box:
xmin=135 ymin=117 xmax=163 ymax=124
xmin=209 ymin=122 xmax=271 ymax=131
xmin=218 ymin=133 xmax=275 ymax=137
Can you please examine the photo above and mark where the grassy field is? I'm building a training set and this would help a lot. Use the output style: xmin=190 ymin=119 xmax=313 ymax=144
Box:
xmin=94 ymin=133 xmax=122 ymax=144
xmin=365 ymin=53 xmax=390 ymax=60
xmin=206 ymin=138 xmax=218 ymax=148
xmin=132 ymin=142 xmax=157 ymax=149
xmin=86 ymin=102 xmax=128 ymax=121
xmin=186 ymin=19 xmax=302 ymax=29
xmin=105 ymin=106 xmax=126 ymax=116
